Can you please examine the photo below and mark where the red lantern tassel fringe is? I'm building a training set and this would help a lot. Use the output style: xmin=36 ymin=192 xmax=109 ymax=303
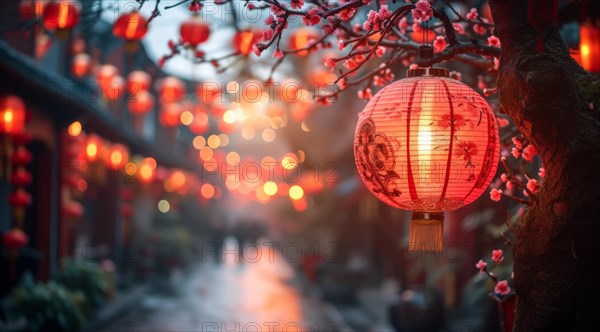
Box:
xmin=409 ymin=212 xmax=444 ymax=252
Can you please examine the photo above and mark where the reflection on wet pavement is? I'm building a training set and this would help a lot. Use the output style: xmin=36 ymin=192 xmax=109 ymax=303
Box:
xmin=119 ymin=241 xmax=334 ymax=332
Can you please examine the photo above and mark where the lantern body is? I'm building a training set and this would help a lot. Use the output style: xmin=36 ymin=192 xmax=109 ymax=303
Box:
xmin=42 ymin=0 xmax=80 ymax=30
xmin=19 ymin=0 xmax=46 ymax=20
xmin=113 ymin=12 xmax=148 ymax=41
xmin=354 ymin=70 xmax=500 ymax=213
xmin=233 ymin=30 xmax=262 ymax=55
xmin=96 ymin=65 xmax=119 ymax=92
xmin=160 ymin=103 xmax=182 ymax=127
xmin=580 ymin=24 xmax=600 ymax=73
xmin=126 ymin=71 xmax=152 ymax=93
xmin=180 ymin=17 xmax=210 ymax=46
xmin=0 ymin=95 xmax=26 ymax=135
xmin=2 ymin=229 xmax=29 ymax=249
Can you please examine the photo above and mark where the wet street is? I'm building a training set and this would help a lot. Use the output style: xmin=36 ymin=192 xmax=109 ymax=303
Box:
xmin=115 ymin=241 xmax=338 ymax=332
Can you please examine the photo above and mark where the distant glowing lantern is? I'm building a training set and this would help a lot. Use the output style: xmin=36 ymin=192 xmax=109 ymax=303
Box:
xmin=0 ymin=95 xmax=26 ymax=135
xmin=309 ymin=70 xmax=337 ymax=89
xmin=156 ymin=77 xmax=186 ymax=103
xmin=128 ymin=90 xmax=155 ymax=115
xmin=103 ymin=75 xmax=125 ymax=101
xmin=9 ymin=188 xmax=32 ymax=208
xmin=2 ymin=228 xmax=29 ymax=251
xmin=196 ymin=83 xmax=220 ymax=103
xmin=72 ymin=53 xmax=91 ymax=78
xmin=96 ymin=65 xmax=119 ymax=92
xmin=180 ymin=15 xmax=210 ymax=47
xmin=85 ymin=134 xmax=102 ymax=162
xmin=579 ymin=23 xmax=600 ymax=73
xmin=42 ymin=0 xmax=80 ymax=31
xmin=410 ymin=29 xmax=437 ymax=44
xmin=126 ymin=71 xmax=152 ymax=93
xmin=107 ymin=144 xmax=128 ymax=169
xmin=289 ymin=28 xmax=319 ymax=56
xmin=233 ymin=29 xmax=262 ymax=56
xmin=160 ymin=103 xmax=182 ymax=127
xmin=113 ymin=11 xmax=148 ymax=41
xmin=354 ymin=67 xmax=500 ymax=251
xmin=189 ymin=107 xmax=209 ymax=134
xmin=19 ymin=0 xmax=46 ymax=21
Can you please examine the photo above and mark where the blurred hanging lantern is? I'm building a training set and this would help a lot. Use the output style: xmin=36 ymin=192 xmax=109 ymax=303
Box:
xmin=138 ymin=157 xmax=156 ymax=184
xmin=42 ymin=0 xmax=80 ymax=31
xmin=107 ymin=143 xmax=128 ymax=170
xmin=410 ymin=29 xmax=437 ymax=44
xmin=189 ymin=108 xmax=209 ymax=134
xmin=128 ymin=90 xmax=155 ymax=115
xmin=9 ymin=133 xmax=34 ymax=226
xmin=309 ymin=70 xmax=337 ymax=89
xmin=179 ymin=15 xmax=210 ymax=47
xmin=103 ymin=75 xmax=125 ymax=102
xmin=0 ymin=95 xmax=26 ymax=135
xmin=126 ymin=71 xmax=152 ymax=94
xmin=160 ymin=103 xmax=183 ymax=127
xmin=288 ymin=28 xmax=319 ymax=56
xmin=579 ymin=22 xmax=600 ymax=73
xmin=85 ymin=134 xmax=102 ymax=162
xmin=233 ymin=29 xmax=262 ymax=56
xmin=19 ymin=0 xmax=46 ymax=20
xmin=72 ymin=53 xmax=91 ymax=78
xmin=2 ymin=228 xmax=29 ymax=250
xmin=96 ymin=64 xmax=119 ymax=92
xmin=113 ymin=11 xmax=148 ymax=41
xmin=196 ymin=83 xmax=220 ymax=103
xmin=354 ymin=64 xmax=500 ymax=251
xmin=156 ymin=76 xmax=186 ymax=103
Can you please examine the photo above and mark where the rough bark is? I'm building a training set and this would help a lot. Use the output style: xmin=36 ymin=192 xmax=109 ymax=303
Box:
xmin=489 ymin=0 xmax=600 ymax=330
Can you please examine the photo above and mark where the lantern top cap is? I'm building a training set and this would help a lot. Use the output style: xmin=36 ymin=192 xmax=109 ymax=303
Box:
xmin=407 ymin=67 xmax=449 ymax=78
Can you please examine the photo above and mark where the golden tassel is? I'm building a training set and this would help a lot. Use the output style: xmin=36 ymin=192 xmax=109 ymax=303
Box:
xmin=409 ymin=212 xmax=444 ymax=252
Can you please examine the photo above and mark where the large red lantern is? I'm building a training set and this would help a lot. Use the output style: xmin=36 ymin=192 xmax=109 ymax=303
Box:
xmin=113 ymin=11 xmax=148 ymax=41
xmin=156 ymin=76 xmax=186 ymax=103
xmin=233 ymin=29 xmax=262 ymax=56
xmin=354 ymin=67 xmax=500 ymax=251
xmin=180 ymin=16 xmax=210 ymax=47
xmin=0 ymin=95 xmax=26 ymax=135
xmin=42 ymin=0 xmax=80 ymax=31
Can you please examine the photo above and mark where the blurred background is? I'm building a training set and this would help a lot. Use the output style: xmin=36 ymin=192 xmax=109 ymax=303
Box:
xmin=0 ymin=0 xmax=598 ymax=331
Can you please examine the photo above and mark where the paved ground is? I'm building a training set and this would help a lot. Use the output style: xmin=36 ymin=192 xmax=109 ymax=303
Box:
xmin=110 ymin=243 xmax=338 ymax=332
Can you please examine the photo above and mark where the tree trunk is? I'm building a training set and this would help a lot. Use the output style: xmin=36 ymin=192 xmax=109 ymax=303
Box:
xmin=489 ymin=0 xmax=600 ymax=330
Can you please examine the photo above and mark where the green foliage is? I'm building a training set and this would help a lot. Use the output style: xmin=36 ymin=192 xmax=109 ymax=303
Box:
xmin=53 ymin=261 xmax=110 ymax=314
xmin=9 ymin=281 xmax=87 ymax=332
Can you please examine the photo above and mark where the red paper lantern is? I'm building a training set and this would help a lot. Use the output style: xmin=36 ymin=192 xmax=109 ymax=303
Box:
xmin=19 ymin=0 xmax=46 ymax=20
xmin=72 ymin=53 xmax=91 ymax=78
xmin=42 ymin=0 xmax=80 ymax=31
xmin=0 ymin=95 xmax=26 ymax=135
xmin=288 ymin=28 xmax=319 ymax=56
xmin=180 ymin=16 xmax=210 ymax=47
xmin=96 ymin=64 xmax=119 ymax=92
xmin=9 ymin=188 xmax=32 ymax=208
xmin=11 ymin=169 xmax=33 ymax=187
xmin=354 ymin=67 xmax=500 ymax=251
xmin=156 ymin=77 xmax=186 ymax=103
xmin=11 ymin=147 xmax=33 ymax=165
xmin=2 ymin=229 xmax=29 ymax=249
xmin=113 ymin=11 xmax=148 ymax=41
xmin=128 ymin=90 xmax=155 ymax=115
xmin=103 ymin=75 xmax=125 ymax=101
xmin=579 ymin=23 xmax=600 ymax=73
xmin=233 ymin=29 xmax=262 ymax=56
xmin=189 ymin=107 xmax=209 ymax=134
xmin=126 ymin=71 xmax=152 ymax=94
xmin=160 ymin=103 xmax=183 ymax=127
xmin=107 ymin=144 xmax=128 ymax=170
xmin=62 ymin=201 xmax=83 ymax=219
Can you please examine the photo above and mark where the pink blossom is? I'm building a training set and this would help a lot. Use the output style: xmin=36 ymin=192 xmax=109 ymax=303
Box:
xmin=497 ymin=117 xmax=509 ymax=128
xmin=487 ymin=35 xmax=501 ymax=47
xmin=495 ymin=280 xmax=511 ymax=295
xmin=262 ymin=30 xmax=274 ymax=42
xmin=338 ymin=40 xmax=345 ymax=50
xmin=324 ymin=57 xmax=336 ymax=68
xmin=398 ymin=17 xmax=409 ymax=33
xmin=522 ymin=144 xmax=537 ymax=162
xmin=527 ymin=179 xmax=539 ymax=193
xmin=493 ymin=57 xmax=500 ymax=70
xmin=273 ymin=49 xmax=283 ymax=58
xmin=344 ymin=59 xmax=358 ymax=70
xmin=290 ymin=0 xmax=304 ymax=10
xmin=189 ymin=2 xmax=202 ymax=12
xmin=302 ymin=8 xmax=321 ymax=26
xmin=512 ymin=137 xmax=524 ymax=149
xmin=491 ymin=249 xmax=504 ymax=263
xmin=500 ymin=173 xmax=508 ymax=182
xmin=264 ymin=15 xmax=275 ymax=25
xmin=506 ymin=181 xmax=514 ymax=190
xmin=538 ymin=167 xmax=545 ymax=178
xmin=473 ymin=24 xmax=487 ymax=35
xmin=375 ymin=46 xmax=386 ymax=57
xmin=338 ymin=8 xmax=356 ymax=22
xmin=511 ymin=147 xmax=521 ymax=158
xmin=412 ymin=0 xmax=433 ymax=22
xmin=378 ymin=5 xmax=392 ymax=20
xmin=490 ymin=188 xmax=503 ymax=202
xmin=452 ymin=23 xmax=465 ymax=35
xmin=475 ymin=259 xmax=487 ymax=272
xmin=357 ymin=88 xmax=372 ymax=100
xmin=409 ymin=63 xmax=419 ymax=70
xmin=433 ymin=36 xmax=447 ymax=52
xmin=477 ymin=75 xmax=487 ymax=90
xmin=363 ymin=0 xmax=372 ymax=4
xmin=247 ymin=3 xmax=255 ymax=10
xmin=252 ymin=45 xmax=262 ymax=57
xmin=466 ymin=8 xmax=478 ymax=21
xmin=589 ymin=102 xmax=595 ymax=110
xmin=412 ymin=22 xmax=422 ymax=33
xmin=449 ymin=71 xmax=462 ymax=81
xmin=338 ymin=78 xmax=347 ymax=90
